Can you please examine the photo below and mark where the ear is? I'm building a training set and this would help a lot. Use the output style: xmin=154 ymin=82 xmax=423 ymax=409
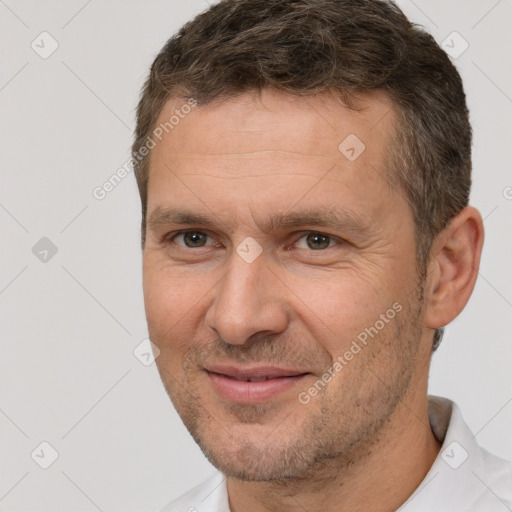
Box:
xmin=423 ymin=206 xmax=485 ymax=330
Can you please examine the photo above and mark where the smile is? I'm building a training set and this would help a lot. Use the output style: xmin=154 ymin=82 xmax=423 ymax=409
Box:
xmin=204 ymin=365 xmax=311 ymax=404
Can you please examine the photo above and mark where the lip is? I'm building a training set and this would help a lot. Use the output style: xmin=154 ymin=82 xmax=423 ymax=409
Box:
xmin=204 ymin=364 xmax=310 ymax=404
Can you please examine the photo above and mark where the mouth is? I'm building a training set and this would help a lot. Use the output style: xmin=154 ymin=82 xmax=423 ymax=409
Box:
xmin=204 ymin=364 xmax=311 ymax=404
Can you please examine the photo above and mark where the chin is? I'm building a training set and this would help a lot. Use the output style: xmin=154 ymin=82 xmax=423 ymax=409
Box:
xmin=202 ymin=441 xmax=312 ymax=481
xmin=189 ymin=417 xmax=327 ymax=482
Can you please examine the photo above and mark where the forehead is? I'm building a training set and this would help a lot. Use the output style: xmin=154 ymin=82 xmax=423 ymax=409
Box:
xmin=152 ymin=89 xmax=395 ymax=164
xmin=146 ymin=89 xmax=404 ymax=227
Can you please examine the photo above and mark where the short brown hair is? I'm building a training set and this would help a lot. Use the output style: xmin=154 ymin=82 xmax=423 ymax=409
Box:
xmin=132 ymin=0 xmax=472 ymax=350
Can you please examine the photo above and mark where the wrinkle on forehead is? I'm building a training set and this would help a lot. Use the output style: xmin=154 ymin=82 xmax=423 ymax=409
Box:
xmin=156 ymin=89 xmax=395 ymax=161
xmin=148 ymin=89 xmax=402 ymax=232
xmin=172 ymin=149 xmax=329 ymax=157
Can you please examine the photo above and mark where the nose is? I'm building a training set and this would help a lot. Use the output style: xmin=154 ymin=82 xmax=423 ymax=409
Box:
xmin=205 ymin=251 xmax=289 ymax=345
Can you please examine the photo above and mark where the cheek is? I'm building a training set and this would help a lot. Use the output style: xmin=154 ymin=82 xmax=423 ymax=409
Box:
xmin=293 ymin=271 xmax=395 ymax=356
xmin=142 ymin=257 xmax=208 ymax=352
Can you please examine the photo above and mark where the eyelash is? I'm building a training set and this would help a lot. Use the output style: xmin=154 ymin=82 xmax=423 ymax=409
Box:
xmin=163 ymin=230 xmax=344 ymax=251
xmin=165 ymin=231 xmax=220 ymax=248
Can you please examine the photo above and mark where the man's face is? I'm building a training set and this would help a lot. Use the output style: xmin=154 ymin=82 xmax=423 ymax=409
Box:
xmin=143 ymin=90 xmax=429 ymax=481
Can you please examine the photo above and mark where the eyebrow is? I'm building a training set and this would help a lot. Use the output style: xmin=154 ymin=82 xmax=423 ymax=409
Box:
xmin=148 ymin=208 xmax=222 ymax=232
xmin=147 ymin=206 xmax=373 ymax=236
xmin=266 ymin=209 xmax=372 ymax=234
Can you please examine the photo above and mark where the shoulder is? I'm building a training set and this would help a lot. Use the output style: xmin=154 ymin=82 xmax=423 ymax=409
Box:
xmin=399 ymin=396 xmax=512 ymax=511
xmin=159 ymin=471 xmax=228 ymax=512
xmin=473 ymin=448 xmax=512 ymax=508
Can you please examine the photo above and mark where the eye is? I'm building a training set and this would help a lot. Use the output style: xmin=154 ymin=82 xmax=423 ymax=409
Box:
xmin=171 ymin=231 xmax=215 ymax=248
xmin=295 ymin=232 xmax=338 ymax=250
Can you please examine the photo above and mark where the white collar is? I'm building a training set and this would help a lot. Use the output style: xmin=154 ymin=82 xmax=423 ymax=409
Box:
xmin=161 ymin=396 xmax=512 ymax=511
xmin=398 ymin=395 xmax=512 ymax=511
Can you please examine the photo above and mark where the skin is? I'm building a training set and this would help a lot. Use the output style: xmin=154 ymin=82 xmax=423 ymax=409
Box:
xmin=142 ymin=89 xmax=484 ymax=512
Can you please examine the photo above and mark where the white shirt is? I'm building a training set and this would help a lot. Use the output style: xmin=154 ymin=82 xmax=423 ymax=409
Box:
xmin=160 ymin=396 xmax=512 ymax=511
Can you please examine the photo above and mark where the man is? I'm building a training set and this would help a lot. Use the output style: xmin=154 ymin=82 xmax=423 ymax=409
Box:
xmin=132 ymin=0 xmax=512 ymax=510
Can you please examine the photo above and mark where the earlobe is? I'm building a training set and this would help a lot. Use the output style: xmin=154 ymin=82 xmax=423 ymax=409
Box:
xmin=424 ymin=206 xmax=485 ymax=330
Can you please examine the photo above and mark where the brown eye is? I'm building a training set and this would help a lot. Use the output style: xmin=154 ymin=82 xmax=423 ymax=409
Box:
xmin=295 ymin=232 xmax=335 ymax=250
xmin=174 ymin=231 xmax=211 ymax=248
xmin=306 ymin=233 xmax=331 ymax=250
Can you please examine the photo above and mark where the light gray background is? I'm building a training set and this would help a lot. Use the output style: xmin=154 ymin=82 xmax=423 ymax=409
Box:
xmin=1 ymin=1 xmax=511 ymax=511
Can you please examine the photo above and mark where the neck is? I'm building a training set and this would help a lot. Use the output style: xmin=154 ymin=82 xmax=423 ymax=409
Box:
xmin=226 ymin=384 xmax=441 ymax=512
